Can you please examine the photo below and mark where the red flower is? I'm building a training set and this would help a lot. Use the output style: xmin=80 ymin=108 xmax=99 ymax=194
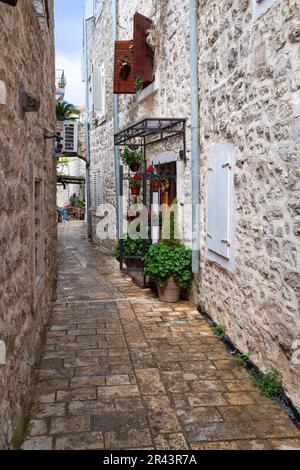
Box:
xmin=147 ymin=165 xmax=155 ymax=172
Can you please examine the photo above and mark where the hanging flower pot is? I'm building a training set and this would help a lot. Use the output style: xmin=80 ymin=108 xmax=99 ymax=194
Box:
xmin=129 ymin=175 xmax=141 ymax=196
xmin=131 ymin=185 xmax=141 ymax=196
xmin=120 ymin=148 xmax=143 ymax=172
xmin=120 ymin=63 xmax=131 ymax=80
xmin=118 ymin=56 xmax=131 ymax=81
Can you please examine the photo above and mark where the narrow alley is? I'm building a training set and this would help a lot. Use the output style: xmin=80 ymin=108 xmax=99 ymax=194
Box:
xmin=21 ymin=222 xmax=300 ymax=451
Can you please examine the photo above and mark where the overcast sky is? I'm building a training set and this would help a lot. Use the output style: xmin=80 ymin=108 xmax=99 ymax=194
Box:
xmin=55 ymin=0 xmax=85 ymax=106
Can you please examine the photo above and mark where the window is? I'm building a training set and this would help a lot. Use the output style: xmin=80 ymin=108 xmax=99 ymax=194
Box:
xmin=252 ymin=0 xmax=278 ymax=21
xmin=92 ymin=167 xmax=103 ymax=210
xmin=92 ymin=63 xmax=105 ymax=118
xmin=206 ymin=143 xmax=235 ymax=271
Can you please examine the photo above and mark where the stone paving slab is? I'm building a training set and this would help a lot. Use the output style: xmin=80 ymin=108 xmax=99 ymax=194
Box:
xmin=21 ymin=222 xmax=300 ymax=450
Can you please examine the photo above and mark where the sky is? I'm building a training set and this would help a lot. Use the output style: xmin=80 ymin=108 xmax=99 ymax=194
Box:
xmin=55 ymin=0 xmax=85 ymax=106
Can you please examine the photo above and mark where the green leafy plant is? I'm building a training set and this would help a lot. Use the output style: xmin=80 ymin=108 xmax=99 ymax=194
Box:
xmin=235 ymin=352 xmax=251 ymax=368
xmin=135 ymin=76 xmax=144 ymax=92
xmin=115 ymin=237 xmax=150 ymax=262
xmin=251 ymin=368 xmax=283 ymax=398
xmin=143 ymin=241 xmax=192 ymax=290
xmin=56 ymin=101 xmax=80 ymax=121
xmin=75 ymin=200 xmax=86 ymax=210
xmin=213 ymin=324 xmax=226 ymax=339
xmin=120 ymin=148 xmax=143 ymax=168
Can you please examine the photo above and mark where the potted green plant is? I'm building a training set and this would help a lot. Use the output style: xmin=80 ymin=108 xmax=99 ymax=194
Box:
xmin=129 ymin=175 xmax=141 ymax=196
xmin=143 ymin=241 xmax=192 ymax=303
xmin=120 ymin=148 xmax=143 ymax=172
xmin=118 ymin=55 xmax=131 ymax=80
xmin=135 ymin=76 xmax=144 ymax=92
xmin=115 ymin=237 xmax=150 ymax=269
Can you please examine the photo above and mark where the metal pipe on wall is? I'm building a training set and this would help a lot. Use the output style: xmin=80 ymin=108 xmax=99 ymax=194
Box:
xmin=189 ymin=0 xmax=200 ymax=274
xmin=84 ymin=15 xmax=92 ymax=239
xmin=112 ymin=0 xmax=121 ymax=239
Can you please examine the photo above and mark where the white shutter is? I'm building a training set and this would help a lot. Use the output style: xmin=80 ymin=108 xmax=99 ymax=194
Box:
xmin=93 ymin=63 xmax=105 ymax=117
xmin=214 ymin=146 xmax=232 ymax=259
xmin=63 ymin=122 xmax=78 ymax=153
xmin=207 ymin=143 xmax=235 ymax=262
xmin=96 ymin=170 xmax=102 ymax=207
xmin=92 ymin=172 xmax=97 ymax=209
xmin=100 ymin=64 xmax=105 ymax=116
xmin=207 ymin=149 xmax=216 ymax=253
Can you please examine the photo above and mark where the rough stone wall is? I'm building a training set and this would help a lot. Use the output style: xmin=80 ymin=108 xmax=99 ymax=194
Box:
xmin=87 ymin=0 xmax=193 ymax=250
xmin=0 ymin=0 xmax=56 ymax=448
xmin=86 ymin=1 xmax=116 ymax=250
xmin=196 ymin=0 xmax=300 ymax=411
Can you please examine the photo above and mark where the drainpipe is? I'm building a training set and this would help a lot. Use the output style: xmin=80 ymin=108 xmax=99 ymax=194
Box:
xmin=189 ymin=0 xmax=200 ymax=274
xmin=84 ymin=15 xmax=92 ymax=238
xmin=112 ymin=0 xmax=121 ymax=239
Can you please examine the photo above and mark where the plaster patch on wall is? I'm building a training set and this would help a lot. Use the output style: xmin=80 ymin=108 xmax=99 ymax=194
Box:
xmin=252 ymin=0 xmax=279 ymax=21
xmin=0 ymin=80 xmax=6 ymax=105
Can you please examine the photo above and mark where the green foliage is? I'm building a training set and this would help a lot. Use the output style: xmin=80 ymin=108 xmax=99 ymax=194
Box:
xmin=235 ymin=352 xmax=251 ymax=368
xmin=56 ymin=101 xmax=80 ymax=121
xmin=135 ymin=76 xmax=144 ymax=92
xmin=75 ymin=200 xmax=86 ymax=209
xmin=115 ymin=237 xmax=150 ymax=262
xmin=213 ymin=324 xmax=226 ymax=339
xmin=143 ymin=241 xmax=192 ymax=290
xmin=252 ymin=368 xmax=283 ymax=398
xmin=120 ymin=148 xmax=143 ymax=168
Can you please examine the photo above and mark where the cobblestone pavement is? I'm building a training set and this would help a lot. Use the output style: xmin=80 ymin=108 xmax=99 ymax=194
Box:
xmin=21 ymin=222 xmax=300 ymax=450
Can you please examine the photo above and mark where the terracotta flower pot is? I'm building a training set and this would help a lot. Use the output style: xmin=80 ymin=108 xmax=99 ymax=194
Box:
xmin=131 ymin=186 xmax=141 ymax=196
xmin=120 ymin=64 xmax=131 ymax=80
xmin=156 ymin=276 xmax=181 ymax=303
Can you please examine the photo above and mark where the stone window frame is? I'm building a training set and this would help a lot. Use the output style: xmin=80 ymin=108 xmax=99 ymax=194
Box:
xmin=31 ymin=164 xmax=45 ymax=307
xmin=252 ymin=0 xmax=279 ymax=21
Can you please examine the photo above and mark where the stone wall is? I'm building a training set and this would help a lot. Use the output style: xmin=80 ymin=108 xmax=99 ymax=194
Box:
xmin=0 ymin=0 xmax=57 ymax=448
xmin=196 ymin=0 xmax=300 ymax=411
xmin=86 ymin=2 xmax=116 ymax=250
xmin=86 ymin=0 xmax=300 ymax=410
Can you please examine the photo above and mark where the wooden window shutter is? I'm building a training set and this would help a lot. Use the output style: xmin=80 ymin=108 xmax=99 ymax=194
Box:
xmin=133 ymin=12 xmax=154 ymax=84
xmin=113 ymin=41 xmax=135 ymax=94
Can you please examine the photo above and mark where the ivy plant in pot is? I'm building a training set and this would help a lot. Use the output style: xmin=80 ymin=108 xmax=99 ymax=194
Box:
xmin=120 ymin=148 xmax=143 ymax=172
xmin=115 ymin=237 xmax=150 ymax=270
xmin=129 ymin=175 xmax=141 ymax=196
xmin=143 ymin=240 xmax=192 ymax=303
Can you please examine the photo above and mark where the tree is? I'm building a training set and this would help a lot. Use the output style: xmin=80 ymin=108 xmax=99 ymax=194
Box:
xmin=56 ymin=101 xmax=80 ymax=122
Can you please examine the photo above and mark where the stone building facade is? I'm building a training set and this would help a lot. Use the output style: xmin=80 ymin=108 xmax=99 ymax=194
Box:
xmin=0 ymin=0 xmax=57 ymax=448
xmin=84 ymin=0 xmax=300 ymax=411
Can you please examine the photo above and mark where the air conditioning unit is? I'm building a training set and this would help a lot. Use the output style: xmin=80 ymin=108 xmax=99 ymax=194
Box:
xmin=62 ymin=121 xmax=78 ymax=154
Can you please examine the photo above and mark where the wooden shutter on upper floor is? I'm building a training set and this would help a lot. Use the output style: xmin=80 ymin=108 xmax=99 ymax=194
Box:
xmin=113 ymin=41 xmax=135 ymax=94
xmin=133 ymin=12 xmax=154 ymax=84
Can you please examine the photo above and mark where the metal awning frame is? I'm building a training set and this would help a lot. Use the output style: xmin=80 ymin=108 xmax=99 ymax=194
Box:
xmin=114 ymin=118 xmax=186 ymax=156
